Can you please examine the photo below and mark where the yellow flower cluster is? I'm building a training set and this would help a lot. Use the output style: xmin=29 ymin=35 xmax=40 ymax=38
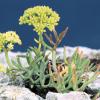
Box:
xmin=19 ymin=6 xmax=60 ymax=35
xmin=0 ymin=31 xmax=22 ymax=51
xmin=0 ymin=64 xmax=6 ymax=73
xmin=0 ymin=34 xmax=5 ymax=51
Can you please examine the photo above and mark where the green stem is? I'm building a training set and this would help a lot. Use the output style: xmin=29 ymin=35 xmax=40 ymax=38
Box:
xmin=38 ymin=34 xmax=43 ymax=51
xmin=52 ymin=49 xmax=62 ymax=70
xmin=52 ymin=49 xmax=57 ymax=72
xmin=52 ymin=49 xmax=63 ymax=91
xmin=43 ymin=41 xmax=52 ymax=50
xmin=4 ymin=49 xmax=13 ymax=68
xmin=63 ymin=46 xmax=68 ymax=64
xmin=37 ymin=33 xmax=52 ymax=50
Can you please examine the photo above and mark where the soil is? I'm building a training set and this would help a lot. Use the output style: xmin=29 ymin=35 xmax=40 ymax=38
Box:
xmin=84 ymin=86 xmax=99 ymax=99
xmin=25 ymin=81 xmax=57 ymax=98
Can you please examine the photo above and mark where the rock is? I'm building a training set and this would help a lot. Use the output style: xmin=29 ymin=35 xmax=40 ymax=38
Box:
xmin=0 ymin=85 xmax=43 ymax=100
xmin=88 ymin=75 xmax=100 ymax=90
xmin=46 ymin=91 xmax=91 ymax=100
xmin=0 ymin=46 xmax=100 ymax=65
xmin=0 ymin=72 xmax=24 ymax=87
xmin=82 ymin=72 xmax=100 ymax=91
xmin=0 ymin=72 xmax=10 ymax=86
xmin=82 ymin=72 xmax=100 ymax=98
xmin=0 ymin=52 xmax=28 ymax=67
xmin=57 ymin=46 xmax=100 ymax=59
xmin=9 ymin=75 xmax=24 ymax=87
xmin=45 ymin=46 xmax=100 ymax=60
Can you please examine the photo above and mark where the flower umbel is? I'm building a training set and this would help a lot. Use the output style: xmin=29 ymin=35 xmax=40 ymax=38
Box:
xmin=4 ymin=31 xmax=22 ymax=45
xmin=0 ymin=31 xmax=22 ymax=51
xmin=19 ymin=6 xmax=60 ymax=35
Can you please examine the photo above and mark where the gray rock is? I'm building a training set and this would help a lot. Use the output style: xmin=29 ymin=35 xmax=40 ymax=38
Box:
xmin=0 ymin=72 xmax=24 ymax=87
xmin=0 ymin=46 xmax=100 ymax=66
xmin=0 ymin=72 xmax=10 ymax=86
xmin=57 ymin=46 xmax=100 ymax=59
xmin=9 ymin=75 xmax=24 ymax=87
xmin=46 ymin=46 xmax=100 ymax=60
xmin=81 ymin=72 xmax=100 ymax=91
xmin=88 ymin=75 xmax=100 ymax=90
xmin=0 ymin=52 xmax=28 ymax=67
xmin=46 ymin=91 xmax=91 ymax=100
xmin=0 ymin=85 xmax=43 ymax=100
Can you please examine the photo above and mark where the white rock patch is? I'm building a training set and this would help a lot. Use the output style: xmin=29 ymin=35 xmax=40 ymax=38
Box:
xmin=46 ymin=91 xmax=91 ymax=100
xmin=0 ymin=86 xmax=39 ymax=100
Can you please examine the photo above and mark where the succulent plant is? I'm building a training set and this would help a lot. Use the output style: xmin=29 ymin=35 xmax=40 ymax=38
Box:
xmin=10 ymin=45 xmax=98 ymax=93
xmin=2 ymin=5 xmax=98 ymax=97
xmin=6 ymin=6 xmax=98 ymax=95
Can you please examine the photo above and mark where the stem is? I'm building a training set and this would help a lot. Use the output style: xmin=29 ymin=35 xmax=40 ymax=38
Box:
xmin=4 ymin=49 xmax=13 ymax=68
xmin=52 ymin=49 xmax=57 ymax=72
xmin=63 ymin=46 xmax=68 ymax=64
xmin=43 ymin=41 xmax=52 ymax=50
xmin=38 ymin=34 xmax=43 ymax=51
xmin=52 ymin=49 xmax=62 ymax=89
xmin=39 ymin=33 xmax=52 ymax=50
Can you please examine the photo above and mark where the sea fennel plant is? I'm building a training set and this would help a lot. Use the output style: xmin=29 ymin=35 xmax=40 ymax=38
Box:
xmin=0 ymin=31 xmax=22 ymax=69
xmin=4 ymin=5 xmax=98 ymax=98
xmin=8 ymin=5 xmax=98 ymax=94
xmin=17 ymin=6 xmax=70 ymax=92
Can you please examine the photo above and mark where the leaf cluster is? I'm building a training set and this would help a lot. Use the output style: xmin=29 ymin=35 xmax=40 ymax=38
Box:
xmin=9 ymin=47 xmax=98 ymax=93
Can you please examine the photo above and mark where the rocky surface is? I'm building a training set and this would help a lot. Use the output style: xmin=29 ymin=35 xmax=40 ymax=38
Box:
xmin=0 ymin=46 xmax=100 ymax=66
xmin=0 ymin=72 xmax=10 ymax=86
xmin=81 ymin=72 xmax=100 ymax=91
xmin=0 ymin=86 xmax=91 ymax=100
xmin=0 ymin=72 xmax=43 ymax=100
xmin=46 ymin=91 xmax=91 ymax=100
xmin=0 ymin=52 xmax=28 ymax=67
xmin=0 ymin=86 xmax=42 ymax=100
xmin=88 ymin=75 xmax=100 ymax=90
xmin=0 ymin=72 xmax=24 ymax=87
xmin=82 ymin=72 xmax=100 ymax=99
xmin=46 ymin=46 xmax=100 ymax=60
